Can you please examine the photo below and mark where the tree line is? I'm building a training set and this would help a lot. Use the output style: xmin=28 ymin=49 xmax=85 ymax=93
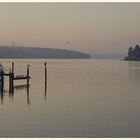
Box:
xmin=125 ymin=44 xmax=140 ymax=60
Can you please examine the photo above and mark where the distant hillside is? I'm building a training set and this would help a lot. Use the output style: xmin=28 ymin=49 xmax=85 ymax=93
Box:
xmin=0 ymin=46 xmax=90 ymax=59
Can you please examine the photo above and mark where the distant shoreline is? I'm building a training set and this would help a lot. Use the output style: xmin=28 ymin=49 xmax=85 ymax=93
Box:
xmin=0 ymin=46 xmax=90 ymax=59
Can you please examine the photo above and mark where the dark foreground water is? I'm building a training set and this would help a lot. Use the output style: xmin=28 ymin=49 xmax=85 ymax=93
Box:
xmin=0 ymin=59 xmax=140 ymax=137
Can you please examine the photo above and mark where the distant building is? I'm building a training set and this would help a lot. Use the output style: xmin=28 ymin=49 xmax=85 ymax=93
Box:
xmin=124 ymin=44 xmax=140 ymax=61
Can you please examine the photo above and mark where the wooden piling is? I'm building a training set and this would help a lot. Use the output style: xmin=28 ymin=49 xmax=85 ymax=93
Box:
xmin=11 ymin=62 xmax=14 ymax=93
xmin=26 ymin=64 xmax=30 ymax=105
xmin=9 ymin=71 xmax=11 ymax=93
xmin=45 ymin=62 xmax=47 ymax=84
xmin=1 ymin=70 xmax=4 ymax=93
xmin=27 ymin=64 xmax=30 ymax=87
xmin=9 ymin=72 xmax=13 ymax=94
xmin=44 ymin=62 xmax=47 ymax=100
xmin=27 ymin=64 xmax=30 ymax=105
xmin=8 ymin=62 xmax=14 ymax=94
xmin=12 ymin=62 xmax=14 ymax=74
xmin=0 ymin=70 xmax=4 ymax=103
xmin=2 ymin=62 xmax=31 ymax=101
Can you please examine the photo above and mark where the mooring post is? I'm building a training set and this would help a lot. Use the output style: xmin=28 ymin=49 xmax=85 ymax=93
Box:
xmin=9 ymin=71 xmax=13 ymax=94
xmin=26 ymin=64 xmax=30 ymax=105
xmin=11 ymin=62 xmax=14 ymax=93
xmin=0 ymin=68 xmax=4 ymax=104
xmin=9 ymin=74 xmax=14 ymax=99
xmin=9 ymin=70 xmax=11 ymax=93
xmin=27 ymin=64 xmax=30 ymax=87
xmin=9 ymin=62 xmax=14 ymax=94
xmin=1 ymin=70 xmax=4 ymax=93
xmin=44 ymin=62 xmax=47 ymax=83
xmin=11 ymin=72 xmax=14 ymax=93
xmin=44 ymin=62 xmax=47 ymax=100
xmin=12 ymin=62 xmax=14 ymax=74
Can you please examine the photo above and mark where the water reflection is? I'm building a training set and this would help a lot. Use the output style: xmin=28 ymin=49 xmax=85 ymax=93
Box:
xmin=9 ymin=83 xmax=14 ymax=100
xmin=0 ymin=75 xmax=48 ymax=105
xmin=0 ymin=62 xmax=48 ymax=105
xmin=128 ymin=61 xmax=140 ymax=85
xmin=0 ymin=91 xmax=4 ymax=105
xmin=0 ymin=84 xmax=31 ymax=105
xmin=44 ymin=80 xmax=47 ymax=101
xmin=27 ymin=84 xmax=30 ymax=105
xmin=14 ymin=84 xmax=31 ymax=105
xmin=14 ymin=84 xmax=28 ymax=90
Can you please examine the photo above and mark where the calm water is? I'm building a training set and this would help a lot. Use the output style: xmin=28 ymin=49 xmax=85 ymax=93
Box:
xmin=0 ymin=59 xmax=140 ymax=137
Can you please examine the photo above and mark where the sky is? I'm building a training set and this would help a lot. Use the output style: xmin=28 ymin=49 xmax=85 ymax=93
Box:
xmin=0 ymin=3 xmax=140 ymax=57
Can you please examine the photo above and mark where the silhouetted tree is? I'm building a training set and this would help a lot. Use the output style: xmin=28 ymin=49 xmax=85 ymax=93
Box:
xmin=133 ymin=44 xmax=140 ymax=58
xmin=128 ymin=46 xmax=133 ymax=59
xmin=124 ymin=44 xmax=140 ymax=60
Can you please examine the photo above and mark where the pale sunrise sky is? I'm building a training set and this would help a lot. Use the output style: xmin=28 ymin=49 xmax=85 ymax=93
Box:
xmin=0 ymin=3 xmax=140 ymax=56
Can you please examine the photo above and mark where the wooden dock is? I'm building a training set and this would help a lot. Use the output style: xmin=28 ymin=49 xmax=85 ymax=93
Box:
xmin=0 ymin=62 xmax=31 ymax=93
xmin=0 ymin=62 xmax=47 ymax=104
xmin=13 ymin=75 xmax=30 ymax=80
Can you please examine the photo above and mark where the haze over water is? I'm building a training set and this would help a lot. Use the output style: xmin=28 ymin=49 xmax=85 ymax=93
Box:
xmin=0 ymin=59 xmax=140 ymax=137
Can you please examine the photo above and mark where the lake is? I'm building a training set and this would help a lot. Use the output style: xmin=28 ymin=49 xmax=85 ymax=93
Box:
xmin=0 ymin=59 xmax=140 ymax=137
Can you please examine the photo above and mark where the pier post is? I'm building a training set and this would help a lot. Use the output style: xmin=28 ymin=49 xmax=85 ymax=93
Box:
xmin=26 ymin=64 xmax=30 ymax=105
xmin=11 ymin=62 xmax=14 ymax=93
xmin=9 ymin=71 xmax=14 ymax=94
xmin=12 ymin=62 xmax=14 ymax=74
xmin=0 ymin=73 xmax=4 ymax=103
xmin=0 ymin=69 xmax=3 ymax=104
xmin=9 ymin=70 xmax=11 ymax=93
xmin=27 ymin=64 xmax=30 ymax=87
xmin=11 ymin=72 xmax=14 ymax=93
xmin=9 ymin=62 xmax=14 ymax=94
xmin=44 ymin=62 xmax=47 ymax=100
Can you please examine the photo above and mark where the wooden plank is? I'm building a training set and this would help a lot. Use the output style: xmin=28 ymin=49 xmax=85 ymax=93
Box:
xmin=13 ymin=76 xmax=30 ymax=80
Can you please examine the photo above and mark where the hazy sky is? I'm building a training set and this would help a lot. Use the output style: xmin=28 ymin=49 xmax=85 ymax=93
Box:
xmin=0 ymin=3 xmax=140 ymax=56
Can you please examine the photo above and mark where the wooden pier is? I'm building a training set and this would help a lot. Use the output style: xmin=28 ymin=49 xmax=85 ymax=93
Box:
xmin=0 ymin=62 xmax=47 ymax=104
xmin=0 ymin=62 xmax=31 ymax=93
